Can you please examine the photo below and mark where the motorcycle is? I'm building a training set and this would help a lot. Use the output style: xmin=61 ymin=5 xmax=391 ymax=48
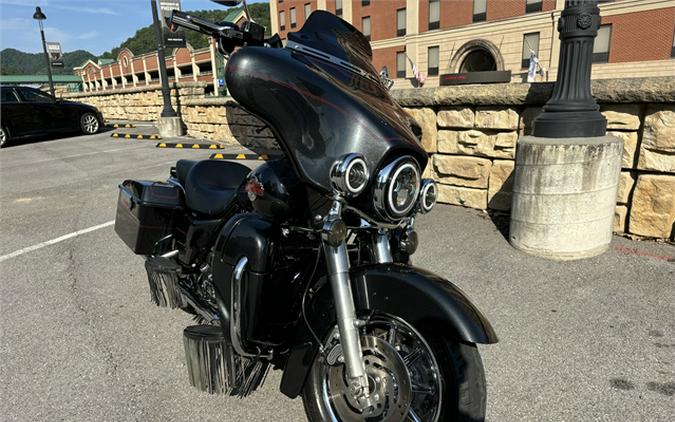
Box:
xmin=114 ymin=1 xmax=497 ymax=421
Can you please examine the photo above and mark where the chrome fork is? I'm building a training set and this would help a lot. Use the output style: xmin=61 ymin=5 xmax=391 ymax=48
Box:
xmin=322 ymin=198 xmax=371 ymax=406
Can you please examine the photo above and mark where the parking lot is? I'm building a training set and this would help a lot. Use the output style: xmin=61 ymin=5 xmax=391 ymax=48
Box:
xmin=1 ymin=132 xmax=673 ymax=421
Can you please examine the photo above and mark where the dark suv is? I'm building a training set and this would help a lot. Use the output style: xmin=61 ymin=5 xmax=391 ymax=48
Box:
xmin=0 ymin=86 xmax=103 ymax=147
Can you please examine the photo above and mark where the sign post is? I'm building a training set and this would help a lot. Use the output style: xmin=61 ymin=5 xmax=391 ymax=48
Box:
xmin=151 ymin=0 xmax=184 ymax=137
xmin=46 ymin=42 xmax=64 ymax=68
xmin=159 ymin=0 xmax=187 ymax=49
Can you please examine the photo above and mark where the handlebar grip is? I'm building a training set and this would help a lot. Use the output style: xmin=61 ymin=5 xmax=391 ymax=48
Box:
xmin=170 ymin=10 xmax=238 ymax=36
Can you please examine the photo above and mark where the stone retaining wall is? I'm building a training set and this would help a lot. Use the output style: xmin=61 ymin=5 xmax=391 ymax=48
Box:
xmin=393 ymin=77 xmax=675 ymax=240
xmin=64 ymin=83 xmax=207 ymax=122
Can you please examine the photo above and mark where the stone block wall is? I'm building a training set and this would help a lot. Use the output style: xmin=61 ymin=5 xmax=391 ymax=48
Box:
xmin=394 ymin=77 xmax=675 ymax=240
xmin=180 ymin=97 xmax=279 ymax=152
xmin=64 ymin=83 xmax=207 ymax=122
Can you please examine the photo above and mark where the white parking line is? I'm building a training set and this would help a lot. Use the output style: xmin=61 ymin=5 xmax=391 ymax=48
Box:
xmin=0 ymin=220 xmax=115 ymax=263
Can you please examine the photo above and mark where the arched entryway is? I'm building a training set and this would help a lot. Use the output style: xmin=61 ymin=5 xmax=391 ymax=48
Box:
xmin=449 ymin=39 xmax=504 ymax=73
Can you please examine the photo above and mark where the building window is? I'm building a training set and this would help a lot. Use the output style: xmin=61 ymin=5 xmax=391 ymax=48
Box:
xmin=593 ymin=24 xmax=611 ymax=63
xmin=290 ymin=8 xmax=297 ymax=28
xmin=522 ymin=32 xmax=540 ymax=68
xmin=672 ymin=27 xmax=675 ymax=58
xmin=362 ymin=0 xmax=370 ymax=6
xmin=304 ymin=3 xmax=311 ymax=19
xmin=526 ymin=0 xmax=543 ymax=14
xmin=279 ymin=11 xmax=286 ymax=31
xmin=362 ymin=16 xmax=371 ymax=41
xmin=336 ymin=0 xmax=342 ymax=17
xmin=397 ymin=52 xmax=406 ymax=78
xmin=429 ymin=0 xmax=440 ymax=30
xmin=397 ymin=8 xmax=406 ymax=37
xmin=428 ymin=46 xmax=439 ymax=76
xmin=473 ymin=0 xmax=486 ymax=23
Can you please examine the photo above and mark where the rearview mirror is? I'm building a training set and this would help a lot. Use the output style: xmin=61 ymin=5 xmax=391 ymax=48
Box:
xmin=211 ymin=0 xmax=242 ymax=6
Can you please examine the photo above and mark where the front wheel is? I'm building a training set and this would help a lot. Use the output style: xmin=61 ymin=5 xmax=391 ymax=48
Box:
xmin=80 ymin=112 xmax=100 ymax=135
xmin=302 ymin=314 xmax=486 ymax=422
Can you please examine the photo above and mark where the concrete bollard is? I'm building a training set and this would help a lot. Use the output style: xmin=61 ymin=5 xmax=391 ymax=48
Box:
xmin=158 ymin=116 xmax=185 ymax=138
xmin=509 ymin=0 xmax=623 ymax=260
xmin=510 ymin=135 xmax=623 ymax=260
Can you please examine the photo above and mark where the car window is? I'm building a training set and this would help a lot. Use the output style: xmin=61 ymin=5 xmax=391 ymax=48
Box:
xmin=18 ymin=87 xmax=53 ymax=103
xmin=1 ymin=88 xmax=19 ymax=103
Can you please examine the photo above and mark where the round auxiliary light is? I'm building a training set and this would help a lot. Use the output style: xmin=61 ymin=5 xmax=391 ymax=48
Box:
xmin=418 ymin=179 xmax=437 ymax=214
xmin=374 ymin=156 xmax=421 ymax=221
xmin=330 ymin=153 xmax=369 ymax=196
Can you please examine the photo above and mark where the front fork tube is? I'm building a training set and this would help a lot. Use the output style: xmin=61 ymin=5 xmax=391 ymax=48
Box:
xmin=323 ymin=240 xmax=371 ymax=398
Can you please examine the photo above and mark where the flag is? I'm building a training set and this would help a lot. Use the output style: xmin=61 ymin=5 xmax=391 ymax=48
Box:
xmin=527 ymin=50 xmax=538 ymax=83
xmin=407 ymin=55 xmax=426 ymax=87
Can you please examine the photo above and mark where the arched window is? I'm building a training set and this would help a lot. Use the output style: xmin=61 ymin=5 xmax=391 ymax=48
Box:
xmin=459 ymin=49 xmax=497 ymax=72
xmin=449 ymin=39 xmax=505 ymax=74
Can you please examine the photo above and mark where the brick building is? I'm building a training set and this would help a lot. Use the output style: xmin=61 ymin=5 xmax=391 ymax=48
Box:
xmin=270 ymin=0 xmax=675 ymax=88
xmin=73 ymin=9 xmax=247 ymax=93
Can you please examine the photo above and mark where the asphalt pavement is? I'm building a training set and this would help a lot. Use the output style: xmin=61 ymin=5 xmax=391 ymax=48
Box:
xmin=1 ymin=131 xmax=673 ymax=421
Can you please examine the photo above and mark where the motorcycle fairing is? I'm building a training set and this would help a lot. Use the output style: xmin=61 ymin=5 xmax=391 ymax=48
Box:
xmin=226 ymin=11 xmax=427 ymax=194
xmin=279 ymin=264 xmax=498 ymax=398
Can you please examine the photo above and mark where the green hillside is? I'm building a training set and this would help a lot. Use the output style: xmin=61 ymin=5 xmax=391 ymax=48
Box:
xmin=0 ymin=4 xmax=270 ymax=76
xmin=0 ymin=48 xmax=95 ymax=75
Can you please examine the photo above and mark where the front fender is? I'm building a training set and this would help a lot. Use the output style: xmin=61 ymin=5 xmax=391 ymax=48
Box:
xmin=351 ymin=264 xmax=497 ymax=344
xmin=279 ymin=263 xmax=497 ymax=398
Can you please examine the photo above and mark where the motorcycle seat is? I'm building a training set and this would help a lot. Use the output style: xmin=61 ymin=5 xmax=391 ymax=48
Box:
xmin=183 ymin=160 xmax=251 ymax=216
xmin=176 ymin=159 xmax=198 ymax=185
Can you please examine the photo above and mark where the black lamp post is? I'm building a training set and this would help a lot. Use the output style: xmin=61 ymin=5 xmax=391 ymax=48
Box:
xmin=533 ymin=0 xmax=607 ymax=138
xmin=33 ymin=6 xmax=56 ymax=98
xmin=150 ymin=0 xmax=177 ymax=118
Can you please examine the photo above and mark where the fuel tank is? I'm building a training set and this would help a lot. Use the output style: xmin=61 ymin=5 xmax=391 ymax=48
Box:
xmin=238 ymin=158 xmax=306 ymax=223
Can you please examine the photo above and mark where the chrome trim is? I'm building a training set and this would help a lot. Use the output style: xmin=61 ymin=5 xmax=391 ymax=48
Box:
xmin=373 ymin=156 xmax=421 ymax=221
xmin=418 ymin=179 xmax=437 ymax=214
xmin=286 ymin=40 xmax=382 ymax=86
xmin=322 ymin=197 xmax=371 ymax=401
xmin=372 ymin=229 xmax=392 ymax=264
xmin=160 ymin=250 xmax=179 ymax=258
xmin=330 ymin=153 xmax=369 ymax=196
xmin=178 ymin=286 xmax=219 ymax=324
xmin=230 ymin=257 xmax=272 ymax=358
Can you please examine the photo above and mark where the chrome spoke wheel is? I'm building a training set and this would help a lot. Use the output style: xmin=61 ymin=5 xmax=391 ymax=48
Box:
xmin=318 ymin=315 xmax=442 ymax=422
xmin=81 ymin=114 xmax=99 ymax=134
xmin=0 ymin=127 xmax=7 ymax=146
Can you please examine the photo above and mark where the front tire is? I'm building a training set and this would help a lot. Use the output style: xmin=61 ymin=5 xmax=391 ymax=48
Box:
xmin=302 ymin=314 xmax=486 ymax=422
xmin=80 ymin=112 xmax=100 ymax=135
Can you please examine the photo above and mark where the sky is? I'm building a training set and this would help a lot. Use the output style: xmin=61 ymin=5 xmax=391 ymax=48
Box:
xmin=0 ymin=0 xmax=267 ymax=55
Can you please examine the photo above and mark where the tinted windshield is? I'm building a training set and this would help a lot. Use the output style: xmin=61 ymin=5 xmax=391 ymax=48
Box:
xmin=287 ymin=11 xmax=375 ymax=80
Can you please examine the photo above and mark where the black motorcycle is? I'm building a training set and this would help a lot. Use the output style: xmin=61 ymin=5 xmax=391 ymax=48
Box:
xmin=114 ymin=1 xmax=497 ymax=420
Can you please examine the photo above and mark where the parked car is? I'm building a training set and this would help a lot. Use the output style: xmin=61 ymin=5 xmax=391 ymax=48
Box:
xmin=0 ymin=85 xmax=103 ymax=147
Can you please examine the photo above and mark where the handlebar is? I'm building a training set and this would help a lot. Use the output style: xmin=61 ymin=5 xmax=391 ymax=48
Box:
xmin=170 ymin=10 xmax=279 ymax=53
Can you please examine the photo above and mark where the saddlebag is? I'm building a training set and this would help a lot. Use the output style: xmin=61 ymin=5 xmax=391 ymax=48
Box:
xmin=114 ymin=180 xmax=183 ymax=255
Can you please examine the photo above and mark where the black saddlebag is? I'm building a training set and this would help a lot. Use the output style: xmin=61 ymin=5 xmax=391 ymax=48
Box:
xmin=115 ymin=180 xmax=184 ymax=255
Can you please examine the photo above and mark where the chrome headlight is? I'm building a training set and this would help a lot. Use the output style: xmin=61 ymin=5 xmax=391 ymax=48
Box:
xmin=330 ymin=153 xmax=369 ymax=196
xmin=418 ymin=179 xmax=437 ymax=214
xmin=374 ymin=156 xmax=421 ymax=221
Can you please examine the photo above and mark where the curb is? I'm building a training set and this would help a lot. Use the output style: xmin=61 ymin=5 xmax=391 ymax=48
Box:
xmin=210 ymin=153 xmax=279 ymax=160
xmin=111 ymin=133 xmax=162 ymax=140
xmin=157 ymin=142 xmax=224 ymax=149
xmin=106 ymin=123 xmax=136 ymax=128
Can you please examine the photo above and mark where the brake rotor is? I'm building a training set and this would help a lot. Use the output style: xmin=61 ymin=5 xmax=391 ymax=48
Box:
xmin=326 ymin=335 xmax=412 ymax=422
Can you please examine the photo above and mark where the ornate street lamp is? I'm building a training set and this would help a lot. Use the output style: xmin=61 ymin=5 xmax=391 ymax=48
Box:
xmin=33 ymin=6 xmax=56 ymax=98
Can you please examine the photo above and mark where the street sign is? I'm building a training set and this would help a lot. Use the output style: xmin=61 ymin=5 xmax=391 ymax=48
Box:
xmin=46 ymin=42 xmax=64 ymax=67
xmin=159 ymin=0 xmax=187 ymax=48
